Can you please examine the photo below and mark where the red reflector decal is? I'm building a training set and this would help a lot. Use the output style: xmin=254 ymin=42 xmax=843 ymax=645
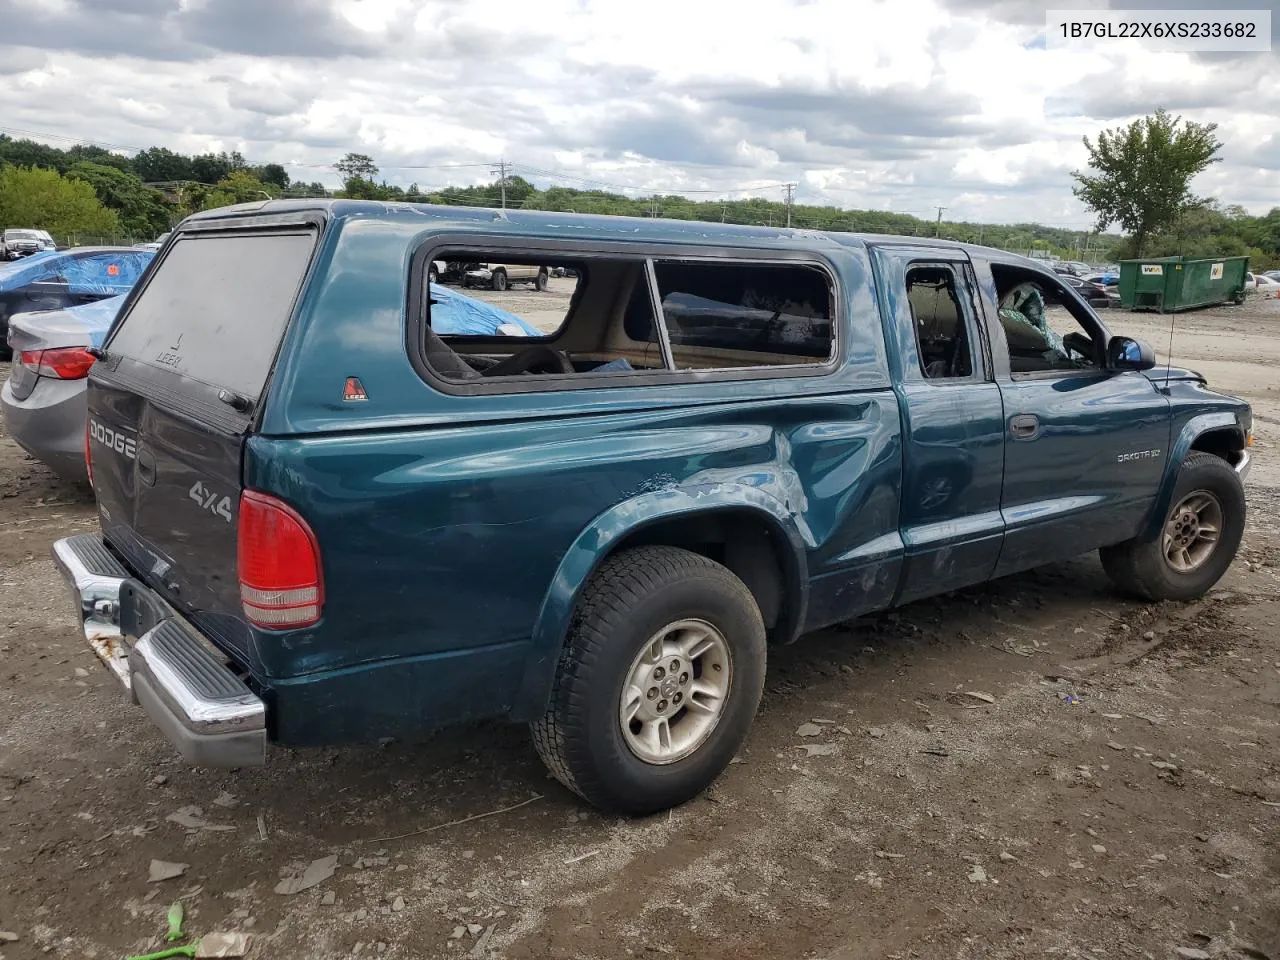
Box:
xmin=343 ymin=377 xmax=368 ymax=401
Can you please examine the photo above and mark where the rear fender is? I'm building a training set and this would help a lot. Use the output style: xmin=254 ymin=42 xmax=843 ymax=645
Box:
xmin=1142 ymin=412 xmax=1244 ymax=540
xmin=509 ymin=485 xmax=809 ymax=721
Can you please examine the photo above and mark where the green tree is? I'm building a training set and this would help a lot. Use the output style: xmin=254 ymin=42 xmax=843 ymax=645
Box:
xmin=0 ymin=135 xmax=70 ymax=172
xmin=132 ymin=146 xmax=193 ymax=183
xmin=65 ymin=144 xmax=133 ymax=172
xmin=201 ymin=170 xmax=276 ymax=210
xmin=1072 ymin=108 xmax=1223 ymax=257
xmin=335 ymin=153 xmax=378 ymax=181
xmin=0 ymin=165 xmax=119 ymax=237
xmin=258 ymin=163 xmax=290 ymax=189
xmin=66 ymin=161 xmax=171 ymax=237
xmin=190 ymin=151 xmax=245 ymax=185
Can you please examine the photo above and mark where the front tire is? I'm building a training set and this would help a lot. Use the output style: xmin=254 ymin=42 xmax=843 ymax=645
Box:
xmin=491 ymin=269 xmax=508 ymax=291
xmin=531 ymin=546 xmax=766 ymax=815
xmin=1100 ymin=452 xmax=1245 ymax=601
xmin=535 ymin=269 xmax=549 ymax=292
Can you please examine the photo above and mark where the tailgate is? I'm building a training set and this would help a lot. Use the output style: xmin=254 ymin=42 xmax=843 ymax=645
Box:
xmin=88 ymin=223 xmax=320 ymax=662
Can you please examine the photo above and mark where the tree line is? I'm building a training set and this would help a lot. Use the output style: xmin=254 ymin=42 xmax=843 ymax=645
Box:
xmin=0 ymin=131 xmax=1275 ymax=268
xmin=0 ymin=135 xmax=329 ymax=241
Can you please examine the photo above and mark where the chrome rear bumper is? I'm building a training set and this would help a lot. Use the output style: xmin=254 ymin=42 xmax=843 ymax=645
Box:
xmin=52 ymin=534 xmax=266 ymax=767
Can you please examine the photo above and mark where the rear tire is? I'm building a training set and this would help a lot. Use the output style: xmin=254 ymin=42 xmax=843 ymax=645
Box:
xmin=1100 ymin=452 xmax=1245 ymax=601
xmin=492 ymin=269 xmax=508 ymax=292
xmin=530 ymin=546 xmax=766 ymax=815
xmin=535 ymin=269 xmax=549 ymax=292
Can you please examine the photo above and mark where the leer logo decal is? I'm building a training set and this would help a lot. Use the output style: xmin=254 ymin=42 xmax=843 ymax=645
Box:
xmin=189 ymin=481 xmax=234 ymax=523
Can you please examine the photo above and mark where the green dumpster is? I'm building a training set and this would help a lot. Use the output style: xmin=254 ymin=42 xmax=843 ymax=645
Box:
xmin=1119 ymin=255 xmax=1250 ymax=312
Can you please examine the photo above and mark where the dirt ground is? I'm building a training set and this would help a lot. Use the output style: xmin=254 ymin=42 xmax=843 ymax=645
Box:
xmin=1 ymin=297 xmax=1278 ymax=960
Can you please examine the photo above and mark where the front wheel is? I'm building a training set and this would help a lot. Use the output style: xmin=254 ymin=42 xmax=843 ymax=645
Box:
xmin=535 ymin=269 xmax=549 ymax=292
xmin=530 ymin=546 xmax=766 ymax=815
xmin=1100 ymin=452 xmax=1246 ymax=601
xmin=491 ymin=269 xmax=508 ymax=292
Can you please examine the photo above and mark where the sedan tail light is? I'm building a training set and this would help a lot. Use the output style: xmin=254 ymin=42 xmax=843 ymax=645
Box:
xmin=19 ymin=347 xmax=96 ymax=380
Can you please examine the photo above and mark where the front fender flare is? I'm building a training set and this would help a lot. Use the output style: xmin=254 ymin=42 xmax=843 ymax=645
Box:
xmin=1142 ymin=412 xmax=1244 ymax=540
xmin=509 ymin=484 xmax=810 ymax=721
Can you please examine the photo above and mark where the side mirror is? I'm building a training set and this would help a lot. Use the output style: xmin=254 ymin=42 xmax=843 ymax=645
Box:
xmin=1107 ymin=336 xmax=1156 ymax=371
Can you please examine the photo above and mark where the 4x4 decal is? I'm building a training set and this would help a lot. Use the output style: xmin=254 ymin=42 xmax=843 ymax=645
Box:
xmin=189 ymin=481 xmax=234 ymax=523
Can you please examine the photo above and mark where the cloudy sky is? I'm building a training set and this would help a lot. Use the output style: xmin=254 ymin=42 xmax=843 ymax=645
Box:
xmin=1 ymin=0 xmax=1277 ymax=228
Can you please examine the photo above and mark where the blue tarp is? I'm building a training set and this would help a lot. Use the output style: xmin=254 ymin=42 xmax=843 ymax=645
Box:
xmin=0 ymin=250 xmax=153 ymax=297
xmin=20 ymin=294 xmax=126 ymax=349
xmin=76 ymin=296 xmax=128 ymax=348
xmin=429 ymin=282 xmax=541 ymax=336
xmin=0 ymin=250 xmax=59 ymax=285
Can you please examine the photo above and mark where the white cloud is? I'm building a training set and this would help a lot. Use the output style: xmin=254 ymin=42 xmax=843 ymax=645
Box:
xmin=0 ymin=0 xmax=1275 ymax=227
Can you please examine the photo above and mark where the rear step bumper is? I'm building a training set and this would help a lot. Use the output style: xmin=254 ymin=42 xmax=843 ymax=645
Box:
xmin=52 ymin=533 xmax=266 ymax=768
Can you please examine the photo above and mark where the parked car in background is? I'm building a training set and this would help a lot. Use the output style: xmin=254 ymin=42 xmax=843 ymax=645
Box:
xmin=1263 ymin=270 xmax=1280 ymax=282
xmin=0 ymin=247 xmax=153 ymax=358
xmin=463 ymin=262 xmax=550 ymax=291
xmin=1 ymin=278 xmax=534 ymax=482
xmin=2 ymin=295 xmax=124 ymax=481
xmin=136 ymin=232 xmax=171 ymax=252
xmin=1049 ymin=261 xmax=1091 ymax=277
xmin=1 ymin=228 xmax=56 ymax=260
xmin=1061 ymin=273 xmax=1118 ymax=308
xmin=1083 ymin=270 xmax=1119 ymax=288
xmin=1248 ymin=273 xmax=1280 ymax=299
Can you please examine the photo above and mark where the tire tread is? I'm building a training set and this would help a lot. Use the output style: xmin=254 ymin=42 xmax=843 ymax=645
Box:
xmin=1100 ymin=452 xmax=1245 ymax=601
xmin=530 ymin=545 xmax=761 ymax=810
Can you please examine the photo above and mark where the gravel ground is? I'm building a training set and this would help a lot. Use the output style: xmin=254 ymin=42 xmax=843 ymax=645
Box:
xmin=0 ymin=298 xmax=1277 ymax=960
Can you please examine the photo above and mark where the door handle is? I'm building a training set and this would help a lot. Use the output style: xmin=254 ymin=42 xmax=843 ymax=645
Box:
xmin=1009 ymin=414 xmax=1040 ymax=440
xmin=136 ymin=448 xmax=157 ymax=486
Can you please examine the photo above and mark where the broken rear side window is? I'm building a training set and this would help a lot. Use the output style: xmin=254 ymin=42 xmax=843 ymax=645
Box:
xmin=423 ymin=253 xmax=662 ymax=381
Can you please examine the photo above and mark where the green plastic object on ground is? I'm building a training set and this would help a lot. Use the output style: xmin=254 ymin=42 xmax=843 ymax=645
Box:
xmin=123 ymin=944 xmax=197 ymax=960
xmin=165 ymin=902 xmax=185 ymax=943
xmin=1118 ymin=255 xmax=1250 ymax=312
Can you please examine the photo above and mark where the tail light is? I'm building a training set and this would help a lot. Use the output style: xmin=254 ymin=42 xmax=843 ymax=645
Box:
xmin=19 ymin=347 xmax=96 ymax=380
xmin=84 ymin=421 xmax=93 ymax=487
xmin=238 ymin=490 xmax=324 ymax=629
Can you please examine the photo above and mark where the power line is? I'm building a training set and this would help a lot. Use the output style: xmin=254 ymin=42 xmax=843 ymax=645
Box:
xmin=2 ymin=123 xmax=1113 ymax=232
xmin=489 ymin=158 xmax=509 ymax=209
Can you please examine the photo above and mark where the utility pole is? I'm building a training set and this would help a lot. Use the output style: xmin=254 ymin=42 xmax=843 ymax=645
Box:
xmin=783 ymin=183 xmax=796 ymax=227
xmin=978 ymin=222 xmax=984 ymax=245
xmin=934 ymin=206 xmax=946 ymax=238
xmin=490 ymin=159 xmax=508 ymax=209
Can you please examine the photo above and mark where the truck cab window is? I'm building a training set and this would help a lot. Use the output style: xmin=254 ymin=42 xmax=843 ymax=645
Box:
xmin=906 ymin=265 xmax=972 ymax=379
xmin=992 ymin=266 xmax=1101 ymax=376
